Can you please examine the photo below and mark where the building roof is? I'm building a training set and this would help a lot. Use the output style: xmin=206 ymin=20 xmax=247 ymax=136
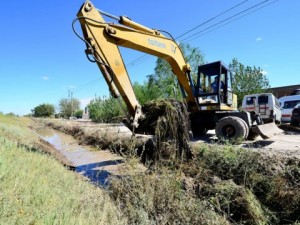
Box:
xmin=269 ymin=84 xmax=300 ymax=98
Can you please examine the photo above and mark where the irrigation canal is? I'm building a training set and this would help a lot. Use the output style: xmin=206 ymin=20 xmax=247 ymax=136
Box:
xmin=35 ymin=126 xmax=124 ymax=187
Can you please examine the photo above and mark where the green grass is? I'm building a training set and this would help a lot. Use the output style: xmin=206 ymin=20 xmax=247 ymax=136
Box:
xmin=0 ymin=115 xmax=125 ymax=225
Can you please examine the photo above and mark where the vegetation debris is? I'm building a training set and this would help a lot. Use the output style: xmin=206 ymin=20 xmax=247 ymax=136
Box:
xmin=136 ymin=99 xmax=193 ymax=164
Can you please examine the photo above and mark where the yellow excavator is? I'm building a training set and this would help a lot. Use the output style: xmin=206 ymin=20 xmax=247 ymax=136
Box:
xmin=74 ymin=1 xmax=282 ymax=141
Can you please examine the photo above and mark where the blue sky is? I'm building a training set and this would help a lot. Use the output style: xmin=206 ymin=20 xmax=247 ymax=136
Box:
xmin=1 ymin=0 xmax=299 ymax=115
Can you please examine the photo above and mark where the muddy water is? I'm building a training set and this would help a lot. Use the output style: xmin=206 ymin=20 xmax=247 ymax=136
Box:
xmin=35 ymin=126 xmax=124 ymax=187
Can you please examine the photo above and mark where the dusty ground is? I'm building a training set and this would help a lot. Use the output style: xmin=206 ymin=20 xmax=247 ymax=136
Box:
xmin=192 ymin=125 xmax=300 ymax=160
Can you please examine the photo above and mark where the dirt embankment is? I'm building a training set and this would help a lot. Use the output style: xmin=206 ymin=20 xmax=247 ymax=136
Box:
xmin=36 ymin=99 xmax=300 ymax=225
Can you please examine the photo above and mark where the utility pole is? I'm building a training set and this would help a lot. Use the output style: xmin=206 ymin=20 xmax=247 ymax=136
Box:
xmin=71 ymin=91 xmax=73 ymax=118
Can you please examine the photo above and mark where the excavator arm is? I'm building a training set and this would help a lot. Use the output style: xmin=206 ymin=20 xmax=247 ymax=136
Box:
xmin=76 ymin=1 xmax=197 ymax=127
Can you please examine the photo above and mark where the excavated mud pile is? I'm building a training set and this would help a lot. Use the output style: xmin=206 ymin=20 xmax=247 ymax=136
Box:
xmin=136 ymin=99 xmax=193 ymax=163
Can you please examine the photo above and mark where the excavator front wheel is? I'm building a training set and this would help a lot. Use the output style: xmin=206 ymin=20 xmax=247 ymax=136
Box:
xmin=215 ymin=116 xmax=247 ymax=143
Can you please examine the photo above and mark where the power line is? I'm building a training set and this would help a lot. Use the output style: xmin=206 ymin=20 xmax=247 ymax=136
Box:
xmin=125 ymin=0 xmax=249 ymax=68
xmin=180 ymin=0 xmax=269 ymax=42
xmin=73 ymin=0 xmax=278 ymax=94
xmin=126 ymin=54 xmax=153 ymax=68
xmin=185 ymin=0 xmax=280 ymax=43
xmin=125 ymin=0 xmax=274 ymax=69
xmin=72 ymin=78 xmax=102 ymax=93
xmin=176 ymin=0 xmax=249 ymax=40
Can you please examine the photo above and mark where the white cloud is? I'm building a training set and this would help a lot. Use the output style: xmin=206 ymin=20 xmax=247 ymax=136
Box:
xmin=261 ymin=70 xmax=268 ymax=75
xmin=256 ymin=37 xmax=263 ymax=42
xmin=42 ymin=76 xmax=49 ymax=80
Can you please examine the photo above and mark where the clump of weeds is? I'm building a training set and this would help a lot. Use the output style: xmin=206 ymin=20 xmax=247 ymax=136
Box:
xmin=108 ymin=163 xmax=230 ymax=225
xmin=189 ymin=142 xmax=300 ymax=224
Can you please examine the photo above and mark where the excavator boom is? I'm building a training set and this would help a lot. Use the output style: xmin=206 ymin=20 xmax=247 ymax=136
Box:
xmin=76 ymin=1 xmax=196 ymax=127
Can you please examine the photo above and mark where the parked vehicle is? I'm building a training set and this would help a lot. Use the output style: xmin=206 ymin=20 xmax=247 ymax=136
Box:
xmin=278 ymin=95 xmax=300 ymax=123
xmin=291 ymin=103 xmax=300 ymax=126
xmin=242 ymin=93 xmax=281 ymax=124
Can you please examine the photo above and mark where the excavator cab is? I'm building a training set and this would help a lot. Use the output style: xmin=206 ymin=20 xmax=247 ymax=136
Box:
xmin=194 ymin=61 xmax=236 ymax=111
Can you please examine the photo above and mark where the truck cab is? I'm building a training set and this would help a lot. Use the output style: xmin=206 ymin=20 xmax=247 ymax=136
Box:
xmin=242 ymin=93 xmax=282 ymax=124
xmin=279 ymin=95 xmax=300 ymax=123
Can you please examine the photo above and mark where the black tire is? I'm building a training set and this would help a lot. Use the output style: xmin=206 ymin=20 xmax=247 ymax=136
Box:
xmin=239 ymin=118 xmax=249 ymax=140
xmin=275 ymin=115 xmax=281 ymax=125
xmin=291 ymin=119 xmax=298 ymax=126
xmin=215 ymin=116 xmax=247 ymax=143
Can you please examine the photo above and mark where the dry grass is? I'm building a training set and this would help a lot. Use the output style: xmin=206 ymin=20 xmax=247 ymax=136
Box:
xmin=190 ymin=142 xmax=300 ymax=224
xmin=109 ymin=162 xmax=230 ymax=225
xmin=0 ymin=115 xmax=126 ymax=225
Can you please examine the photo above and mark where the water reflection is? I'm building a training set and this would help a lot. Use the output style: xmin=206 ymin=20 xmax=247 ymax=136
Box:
xmin=35 ymin=126 xmax=124 ymax=187
xmin=74 ymin=159 xmax=124 ymax=187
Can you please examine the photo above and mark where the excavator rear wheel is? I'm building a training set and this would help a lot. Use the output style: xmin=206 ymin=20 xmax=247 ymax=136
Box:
xmin=215 ymin=116 xmax=247 ymax=143
xmin=239 ymin=118 xmax=250 ymax=140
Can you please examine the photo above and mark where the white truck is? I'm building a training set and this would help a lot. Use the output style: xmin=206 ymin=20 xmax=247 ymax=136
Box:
xmin=278 ymin=95 xmax=300 ymax=123
xmin=242 ymin=93 xmax=282 ymax=124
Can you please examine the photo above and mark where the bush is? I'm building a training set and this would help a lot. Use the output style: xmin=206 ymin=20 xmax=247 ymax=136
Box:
xmin=32 ymin=103 xmax=55 ymax=117
xmin=88 ymin=96 xmax=124 ymax=122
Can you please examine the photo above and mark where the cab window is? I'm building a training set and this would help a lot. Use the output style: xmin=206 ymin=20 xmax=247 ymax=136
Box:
xmin=246 ymin=97 xmax=256 ymax=105
xmin=258 ymin=95 xmax=268 ymax=104
xmin=283 ymin=100 xmax=300 ymax=109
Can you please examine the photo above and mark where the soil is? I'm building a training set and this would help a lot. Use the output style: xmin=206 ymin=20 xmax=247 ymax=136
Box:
xmin=191 ymin=124 xmax=300 ymax=159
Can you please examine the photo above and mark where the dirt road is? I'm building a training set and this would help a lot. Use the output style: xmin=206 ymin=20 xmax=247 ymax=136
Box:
xmin=192 ymin=125 xmax=300 ymax=159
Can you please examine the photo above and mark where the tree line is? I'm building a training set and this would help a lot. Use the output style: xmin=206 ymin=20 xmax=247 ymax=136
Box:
xmin=31 ymin=99 xmax=82 ymax=119
xmin=32 ymin=43 xmax=270 ymax=119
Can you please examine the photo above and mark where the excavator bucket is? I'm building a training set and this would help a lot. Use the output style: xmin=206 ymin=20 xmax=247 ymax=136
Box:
xmin=251 ymin=122 xmax=284 ymax=139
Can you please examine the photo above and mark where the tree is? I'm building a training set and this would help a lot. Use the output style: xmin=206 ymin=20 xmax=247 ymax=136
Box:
xmin=88 ymin=96 xmax=124 ymax=122
xmin=75 ymin=109 xmax=83 ymax=118
xmin=133 ymin=81 xmax=162 ymax=105
xmin=147 ymin=43 xmax=205 ymax=99
xmin=32 ymin=103 xmax=55 ymax=117
xmin=59 ymin=98 xmax=80 ymax=118
xmin=5 ymin=112 xmax=17 ymax=117
xmin=229 ymin=58 xmax=270 ymax=107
